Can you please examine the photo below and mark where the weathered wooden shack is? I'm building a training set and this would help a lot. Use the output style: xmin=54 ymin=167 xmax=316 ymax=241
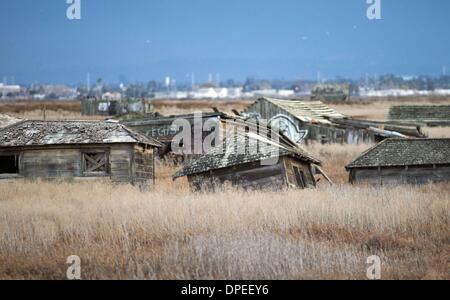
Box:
xmin=122 ymin=112 xmax=224 ymax=157
xmin=81 ymin=98 xmax=153 ymax=116
xmin=173 ymin=117 xmax=329 ymax=191
xmin=388 ymin=105 xmax=450 ymax=127
xmin=311 ymin=84 xmax=350 ymax=102
xmin=244 ymin=97 xmax=424 ymax=144
xmin=346 ymin=138 xmax=450 ymax=185
xmin=0 ymin=120 xmax=162 ymax=188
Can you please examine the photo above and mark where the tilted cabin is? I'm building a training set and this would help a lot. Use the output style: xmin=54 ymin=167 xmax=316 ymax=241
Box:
xmin=388 ymin=105 xmax=450 ymax=127
xmin=0 ymin=120 xmax=162 ymax=189
xmin=346 ymin=138 xmax=450 ymax=185
xmin=244 ymin=97 xmax=423 ymax=144
xmin=173 ymin=117 xmax=327 ymax=191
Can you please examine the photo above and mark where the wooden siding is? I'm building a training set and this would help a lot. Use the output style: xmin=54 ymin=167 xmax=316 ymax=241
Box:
xmin=132 ymin=146 xmax=155 ymax=189
xmin=21 ymin=149 xmax=80 ymax=178
xmin=187 ymin=159 xmax=286 ymax=191
xmin=282 ymin=156 xmax=316 ymax=188
xmin=349 ymin=165 xmax=450 ymax=185
xmin=109 ymin=145 xmax=133 ymax=182
xmin=300 ymin=123 xmax=377 ymax=144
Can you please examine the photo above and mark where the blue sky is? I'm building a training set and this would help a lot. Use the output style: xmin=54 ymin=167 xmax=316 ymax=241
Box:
xmin=1 ymin=0 xmax=449 ymax=84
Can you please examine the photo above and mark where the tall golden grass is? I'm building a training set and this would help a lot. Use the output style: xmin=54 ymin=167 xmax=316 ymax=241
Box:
xmin=0 ymin=154 xmax=448 ymax=280
xmin=0 ymin=99 xmax=449 ymax=279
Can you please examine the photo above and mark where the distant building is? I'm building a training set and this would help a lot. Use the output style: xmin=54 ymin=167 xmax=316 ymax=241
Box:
xmin=0 ymin=120 xmax=162 ymax=189
xmin=81 ymin=98 xmax=152 ymax=116
xmin=102 ymin=92 xmax=122 ymax=101
xmin=311 ymin=84 xmax=349 ymax=101
xmin=0 ymin=83 xmax=21 ymax=98
xmin=346 ymin=138 xmax=450 ymax=185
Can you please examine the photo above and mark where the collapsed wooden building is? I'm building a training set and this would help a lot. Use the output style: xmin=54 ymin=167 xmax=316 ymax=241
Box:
xmin=244 ymin=97 xmax=424 ymax=144
xmin=346 ymin=138 xmax=450 ymax=185
xmin=173 ymin=116 xmax=330 ymax=191
xmin=388 ymin=105 xmax=450 ymax=127
xmin=121 ymin=112 xmax=224 ymax=157
xmin=0 ymin=120 xmax=162 ymax=188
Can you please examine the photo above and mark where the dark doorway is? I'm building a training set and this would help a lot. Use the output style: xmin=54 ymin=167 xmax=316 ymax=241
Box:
xmin=293 ymin=166 xmax=305 ymax=189
xmin=0 ymin=155 xmax=19 ymax=174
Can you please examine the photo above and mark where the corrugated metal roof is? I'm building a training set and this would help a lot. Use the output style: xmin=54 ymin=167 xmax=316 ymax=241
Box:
xmin=346 ymin=138 xmax=450 ymax=169
xmin=0 ymin=120 xmax=162 ymax=148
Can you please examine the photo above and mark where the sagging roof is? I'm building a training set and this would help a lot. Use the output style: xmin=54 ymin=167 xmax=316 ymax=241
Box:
xmin=0 ymin=114 xmax=21 ymax=129
xmin=263 ymin=97 xmax=346 ymax=124
xmin=251 ymin=98 xmax=424 ymax=138
xmin=0 ymin=120 xmax=162 ymax=148
xmin=346 ymin=138 xmax=450 ymax=169
xmin=388 ymin=105 xmax=450 ymax=123
xmin=173 ymin=116 xmax=321 ymax=179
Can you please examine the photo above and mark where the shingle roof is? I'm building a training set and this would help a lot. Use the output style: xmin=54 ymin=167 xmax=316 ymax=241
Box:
xmin=173 ymin=125 xmax=320 ymax=179
xmin=263 ymin=97 xmax=346 ymax=124
xmin=388 ymin=105 xmax=450 ymax=122
xmin=346 ymin=138 xmax=450 ymax=169
xmin=0 ymin=120 xmax=162 ymax=148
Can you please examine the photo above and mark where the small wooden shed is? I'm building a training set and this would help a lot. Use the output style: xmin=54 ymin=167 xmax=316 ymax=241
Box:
xmin=173 ymin=118 xmax=327 ymax=191
xmin=0 ymin=120 xmax=162 ymax=188
xmin=346 ymin=138 xmax=450 ymax=185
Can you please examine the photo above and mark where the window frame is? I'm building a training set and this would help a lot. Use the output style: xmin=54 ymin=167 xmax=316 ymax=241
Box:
xmin=81 ymin=149 xmax=111 ymax=177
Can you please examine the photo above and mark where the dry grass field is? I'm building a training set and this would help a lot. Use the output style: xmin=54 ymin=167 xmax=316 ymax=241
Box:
xmin=0 ymin=97 xmax=449 ymax=279
xmin=0 ymin=144 xmax=449 ymax=280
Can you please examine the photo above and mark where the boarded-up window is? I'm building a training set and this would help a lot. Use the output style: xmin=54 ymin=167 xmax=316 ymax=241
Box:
xmin=82 ymin=151 xmax=109 ymax=176
xmin=293 ymin=166 xmax=305 ymax=189
xmin=0 ymin=154 xmax=19 ymax=174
